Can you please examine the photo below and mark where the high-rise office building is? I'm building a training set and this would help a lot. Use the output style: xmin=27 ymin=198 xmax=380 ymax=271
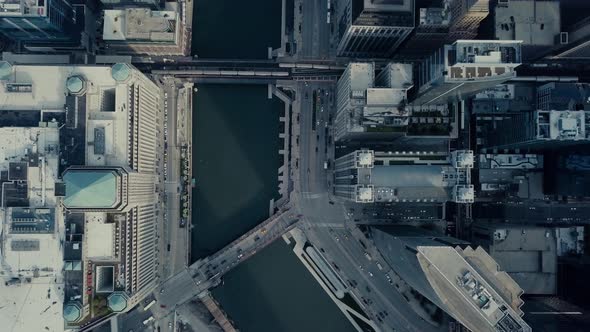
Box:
xmin=62 ymin=165 xmax=157 ymax=298
xmin=0 ymin=0 xmax=79 ymax=43
xmin=484 ymin=110 xmax=590 ymax=151
xmin=546 ymin=8 xmax=590 ymax=60
xmin=334 ymin=62 xmax=413 ymax=141
xmin=0 ymin=61 xmax=162 ymax=323
xmin=412 ymin=40 xmax=522 ymax=105
xmin=395 ymin=2 xmax=451 ymax=60
xmin=537 ymin=82 xmax=590 ymax=111
xmin=476 ymin=154 xmax=545 ymax=200
xmin=371 ymin=225 xmax=531 ymax=332
xmin=447 ymin=0 xmax=489 ymax=40
xmin=471 ymin=222 xmax=558 ymax=295
xmin=333 ymin=149 xmax=474 ymax=203
xmin=335 ymin=0 xmax=414 ymax=58
xmin=397 ymin=0 xmax=491 ymax=60
xmin=100 ymin=0 xmax=160 ymax=8
xmin=333 ymin=149 xmax=375 ymax=203
xmin=553 ymin=155 xmax=590 ymax=199
xmin=101 ymin=7 xmax=189 ymax=55
xmin=494 ymin=0 xmax=561 ymax=60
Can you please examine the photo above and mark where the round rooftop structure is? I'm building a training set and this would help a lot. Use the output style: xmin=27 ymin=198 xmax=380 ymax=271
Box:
xmin=66 ymin=75 xmax=86 ymax=95
xmin=111 ymin=63 xmax=131 ymax=82
xmin=63 ymin=302 xmax=82 ymax=323
xmin=0 ymin=61 xmax=12 ymax=80
xmin=107 ymin=292 xmax=129 ymax=312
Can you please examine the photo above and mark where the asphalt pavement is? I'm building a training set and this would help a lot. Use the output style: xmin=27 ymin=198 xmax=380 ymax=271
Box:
xmin=295 ymin=0 xmax=332 ymax=59
xmin=289 ymin=77 xmax=445 ymax=332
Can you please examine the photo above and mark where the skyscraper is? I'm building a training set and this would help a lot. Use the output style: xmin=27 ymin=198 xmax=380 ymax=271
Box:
xmin=371 ymin=225 xmax=531 ymax=332
xmin=0 ymin=61 xmax=163 ymax=322
xmin=395 ymin=3 xmax=451 ymax=60
xmin=471 ymin=222 xmax=558 ymax=295
xmin=334 ymin=62 xmax=413 ymax=141
xmin=546 ymin=7 xmax=590 ymax=60
xmin=483 ymin=110 xmax=590 ymax=151
xmin=413 ymin=40 xmax=522 ymax=105
xmin=101 ymin=7 xmax=189 ymax=55
xmin=335 ymin=0 xmax=415 ymax=58
xmin=447 ymin=0 xmax=489 ymax=40
xmin=333 ymin=149 xmax=474 ymax=203
xmin=494 ymin=0 xmax=561 ymax=60
xmin=396 ymin=0 xmax=491 ymax=60
xmin=0 ymin=0 xmax=79 ymax=43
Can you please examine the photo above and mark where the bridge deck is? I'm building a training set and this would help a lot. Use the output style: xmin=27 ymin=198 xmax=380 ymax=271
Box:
xmin=200 ymin=292 xmax=238 ymax=332
xmin=154 ymin=204 xmax=300 ymax=317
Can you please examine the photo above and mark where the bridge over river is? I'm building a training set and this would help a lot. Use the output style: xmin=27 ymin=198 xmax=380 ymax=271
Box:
xmin=152 ymin=202 xmax=301 ymax=317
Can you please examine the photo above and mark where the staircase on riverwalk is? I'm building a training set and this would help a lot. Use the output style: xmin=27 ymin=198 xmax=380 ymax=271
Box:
xmin=199 ymin=291 xmax=238 ymax=332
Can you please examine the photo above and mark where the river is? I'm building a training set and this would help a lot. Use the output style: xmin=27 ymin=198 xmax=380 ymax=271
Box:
xmin=192 ymin=0 xmax=282 ymax=59
xmin=191 ymin=1 xmax=356 ymax=331
xmin=212 ymin=240 xmax=357 ymax=332
xmin=191 ymin=84 xmax=282 ymax=259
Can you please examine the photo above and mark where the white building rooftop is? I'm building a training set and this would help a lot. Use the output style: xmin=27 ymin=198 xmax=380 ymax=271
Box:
xmin=447 ymin=40 xmax=522 ymax=81
xmin=0 ymin=0 xmax=46 ymax=17
xmin=0 ymin=63 xmax=151 ymax=168
xmin=348 ymin=62 xmax=374 ymax=92
xmin=85 ymin=213 xmax=115 ymax=260
xmin=355 ymin=150 xmax=375 ymax=168
xmin=495 ymin=0 xmax=560 ymax=46
xmin=0 ymin=125 xmax=64 ymax=332
xmin=355 ymin=185 xmax=374 ymax=203
xmin=366 ymin=88 xmax=407 ymax=107
xmin=537 ymin=110 xmax=589 ymax=141
xmin=381 ymin=63 xmax=413 ymax=89
xmin=0 ymin=127 xmax=60 ymax=207
xmin=103 ymin=8 xmax=179 ymax=42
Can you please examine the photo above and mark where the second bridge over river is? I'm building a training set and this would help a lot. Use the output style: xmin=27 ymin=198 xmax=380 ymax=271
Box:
xmin=152 ymin=203 xmax=301 ymax=317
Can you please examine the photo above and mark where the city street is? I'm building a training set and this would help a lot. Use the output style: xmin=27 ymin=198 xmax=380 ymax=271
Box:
xmin=289 ymin=77 xmax=444 ymax=332
xmin=157 ymin=79 xmax=192 ymax=281
xmin=149 ymin=77 xmax=192 ymax=332
xmin=295 ymin=0 xmax=333 ymax=59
